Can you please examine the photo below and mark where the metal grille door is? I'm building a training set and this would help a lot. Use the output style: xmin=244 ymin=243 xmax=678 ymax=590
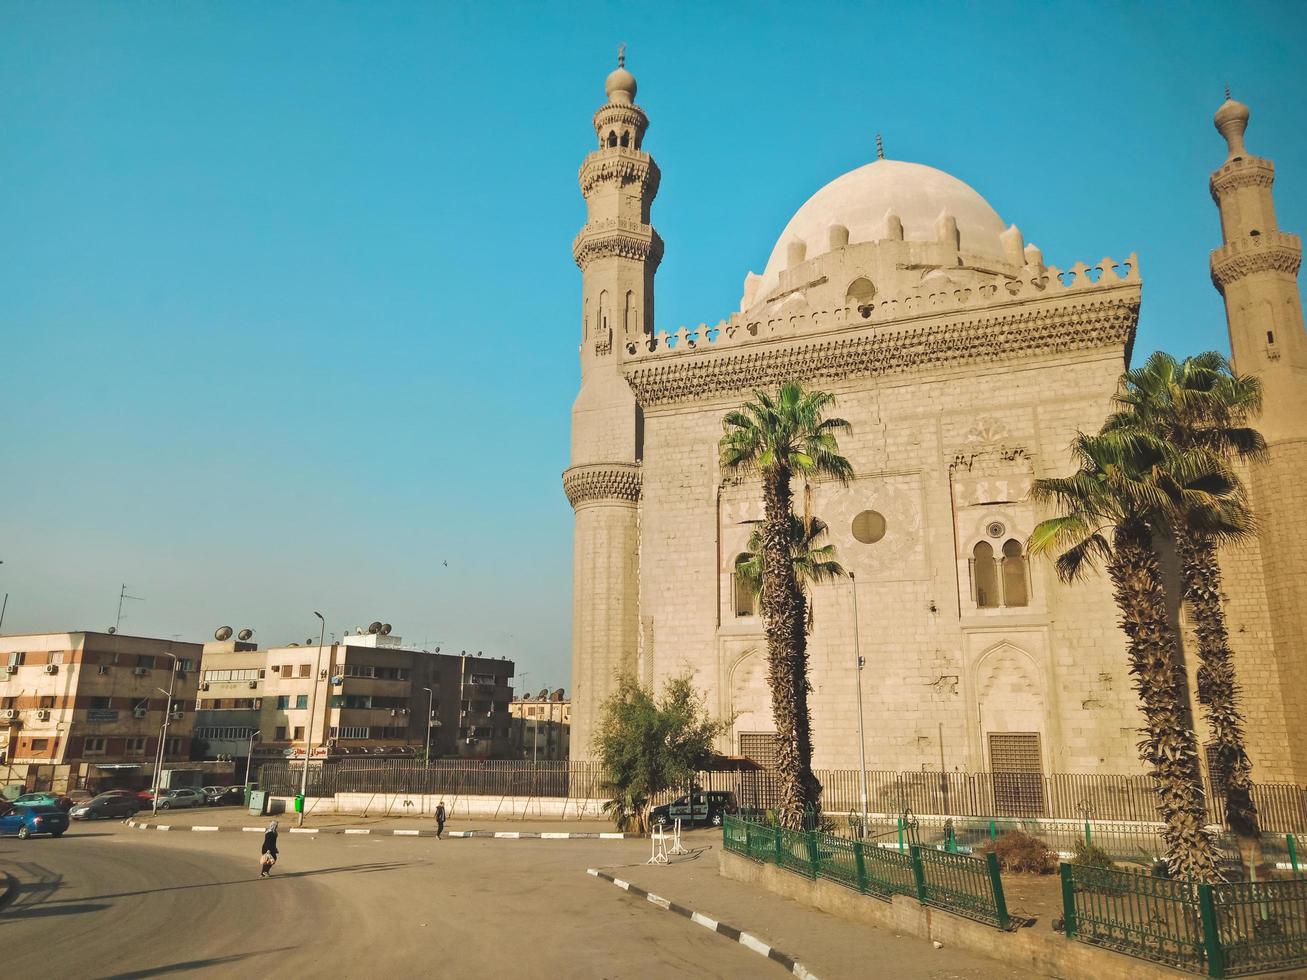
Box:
xmin=988 ymin=732 xmax=1046 ymax=817
xmin=738 ymin=732 xmax=780 ymax=810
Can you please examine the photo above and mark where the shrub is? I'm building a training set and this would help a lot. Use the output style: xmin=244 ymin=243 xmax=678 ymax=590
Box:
xmin=980 ymin=830 xmax=1058 ymax=874
xmin=1072 ymin=836 xmax=1116 ymax=870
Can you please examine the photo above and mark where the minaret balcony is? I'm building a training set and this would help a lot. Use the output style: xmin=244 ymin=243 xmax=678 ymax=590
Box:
xmin=579 ymin=148 xmax=661 ymax=197
xmin=1210 ymin=230 xmax=1302 ymax=293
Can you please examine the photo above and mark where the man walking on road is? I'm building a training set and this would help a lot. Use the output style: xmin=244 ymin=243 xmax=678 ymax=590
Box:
xmin=435 ymin=801 xmax=446 ymax=839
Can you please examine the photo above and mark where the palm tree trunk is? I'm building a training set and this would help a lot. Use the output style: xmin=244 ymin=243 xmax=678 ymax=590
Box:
xmin=761 ymin=464 xmax=822 ymax=829
xmin=1176 ymin=527 xmax=1261 ymax=872
xmin=1108 ymin=519 xmax=1221 ymax=882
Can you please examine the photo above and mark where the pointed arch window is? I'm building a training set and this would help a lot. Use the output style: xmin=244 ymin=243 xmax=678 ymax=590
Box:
xmin=733 ymin=554 xmax=757 ymax=618
xmin=972 ymin=541 xmax=999 ymax=608
xmin=607 ymin=131 xmax=618 ymax=148
xmin=1001 ymin=539 xmax=1029 ymax=607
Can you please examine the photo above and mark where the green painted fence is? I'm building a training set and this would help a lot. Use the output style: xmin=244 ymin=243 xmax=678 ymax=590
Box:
xmin=724 ymin=815 xmax=1009 ymax=929
xmin=1062 ymin=862 xmax=1307 ymax=977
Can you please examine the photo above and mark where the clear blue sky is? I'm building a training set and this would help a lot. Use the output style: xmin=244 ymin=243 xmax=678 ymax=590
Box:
xmin=3 ymin=2 xmax=1305 ymax=689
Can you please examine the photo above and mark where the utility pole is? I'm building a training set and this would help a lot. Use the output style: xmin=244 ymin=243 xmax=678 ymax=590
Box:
xmin=299 ymin=612 xmax=326 ymax=827
xmin=150 ymin=653 xmax=179 ymax=814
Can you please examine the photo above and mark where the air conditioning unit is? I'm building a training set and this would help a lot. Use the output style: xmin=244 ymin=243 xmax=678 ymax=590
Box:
xmin=170 ymin=711 xmax=183 ymax=720
xmin=133 ymin=667 xmax=149 ymax=676
xmin=271 ymin=665 xmax=281 ymax=673
xmin=133 ymin=707 xmax=148 ymax=719
xmin=97 ymin=665 xmax=110 ymax=675
xmin=0 ymin=709 xmax=16 ymax=720
xmin=390 ymin=709 xmax=398 ymax=717
xmin=36 ymin=709 xmax=50 ymax=721
xmin=319 ymin=669 xmax=328 ymax=679
xmin=248 ymin=680 xmax=258 ymax=689
xmin=400 ymin=708 xmax=410 ymax=716
xmin=43 ymin=664 xmax=58 ymax=675
xmin=200 ymin=682 xmax=210 ymax=691
xmin=4 ymin=666 xmax=17 ymax=675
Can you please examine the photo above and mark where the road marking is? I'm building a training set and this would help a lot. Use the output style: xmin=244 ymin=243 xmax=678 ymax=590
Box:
xmin=393 ymin=830 xmax=420 ymax=836
xmin=289 ymin=828 xmax=319 ymax=834
xmin=344 ymin=829 xmax=371 ymax=835
xmin=191 ymin=826 xmax=220 ymax=832
xmin=586 ymin=867 xmax=816 ymax=979
xmin=242 ymin=827 xmax=264 ymax=832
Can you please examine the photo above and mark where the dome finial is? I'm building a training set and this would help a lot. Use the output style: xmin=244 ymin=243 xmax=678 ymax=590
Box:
xmin=876 ymin=133 xmax=885 ymax=161
xmin=604 ymin=46 xmax=637 ymax=105
xmin=1225 ymin=84 xmax=1231 ymax=100
xmin=1214 ymin=89 xmax=1250 ymax=160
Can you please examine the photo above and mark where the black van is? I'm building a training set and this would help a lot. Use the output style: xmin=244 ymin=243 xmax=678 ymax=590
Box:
xmin=651 ymin=791 xmax=737 ymax=828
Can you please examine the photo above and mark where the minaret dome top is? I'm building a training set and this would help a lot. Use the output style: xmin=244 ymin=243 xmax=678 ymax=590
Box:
xmin=605 ymin=45 xmax=637 ymax=105
xmin=1214 ymin=91 xmax=1251 ymax=159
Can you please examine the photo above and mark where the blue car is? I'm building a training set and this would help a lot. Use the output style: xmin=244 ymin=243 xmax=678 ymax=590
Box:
xmin=0 ymin=804 xmax=70 ymax=839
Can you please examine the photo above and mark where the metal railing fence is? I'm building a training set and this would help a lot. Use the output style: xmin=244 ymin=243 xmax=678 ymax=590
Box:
xmin=724 ymin=815 xmax=1009 ymax=929
xmin=1062 ymin=863 xmax=1307 ymax=977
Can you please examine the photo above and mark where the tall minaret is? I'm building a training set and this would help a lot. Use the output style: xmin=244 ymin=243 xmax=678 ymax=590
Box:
xmin=563 ymin=50 xmax=662 ymax=759
xmin=1210 ymin=93 xmax=1307 ymax=777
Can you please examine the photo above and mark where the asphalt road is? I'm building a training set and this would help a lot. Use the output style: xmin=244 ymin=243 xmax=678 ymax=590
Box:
xmin=0 ymin=825 xmax=1037 ymax=978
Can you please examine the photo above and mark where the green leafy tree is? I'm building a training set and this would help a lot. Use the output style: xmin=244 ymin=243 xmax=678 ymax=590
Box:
xmin=720 ymin=382 xmax=853 ymax=829
xmin=1030 ymin=430 xmax=1231 ymax=882
xmin=735 ymin=515 xmax=846 ymax=634
xmin=594 ymin=674 xmax=730 ymax=834
xmin=1104 ymin=351 xmax=1265 ymax=866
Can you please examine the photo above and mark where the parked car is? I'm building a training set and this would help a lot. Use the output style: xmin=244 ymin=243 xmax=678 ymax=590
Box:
xmin=156 ymin=788 xmax=206 ymax=810
xmin=0 ymin=804 xmax=70 ymax=839
xmin=651 ymin=791 xmax=738 ymax=828
xmin=66 ymin=789 xmax=94 ymax=804
xmin=12 ymin=792 xmax=74 ymax=812
xmin=70 ymin=793 xmax=141 ymax=820
xmin=203 ymin=786 xmax=244 ymax=806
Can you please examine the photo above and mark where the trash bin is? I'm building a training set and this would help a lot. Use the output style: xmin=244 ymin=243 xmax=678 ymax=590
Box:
xmin=294 ymin=794 xmax=305 ymax=814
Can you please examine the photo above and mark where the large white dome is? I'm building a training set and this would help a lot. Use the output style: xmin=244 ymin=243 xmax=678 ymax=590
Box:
xmin=755 ymin=159 xmax=1008 ymax=301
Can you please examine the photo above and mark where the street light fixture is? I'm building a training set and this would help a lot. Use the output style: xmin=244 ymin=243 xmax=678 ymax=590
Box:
xmin=422 ymin=687 xmax=434 ymax=764
xmin=298 ymin=612 xmax=326 ymax=827
xmin=150 ymin=652 xmax=180 ymax=815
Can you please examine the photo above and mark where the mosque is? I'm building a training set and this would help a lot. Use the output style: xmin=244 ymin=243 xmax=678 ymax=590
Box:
xmin=563 ymin=56 xmax=1307 ymax=786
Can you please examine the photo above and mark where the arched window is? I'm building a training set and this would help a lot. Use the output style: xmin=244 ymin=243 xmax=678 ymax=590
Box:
xmin=972 ymin=541 xmax=999 ymax=608
xmin=733 ymin=554 xmax=757 ymax=618
xmin=607 ymin=131 xmax=618 ymax=148
xmin=1001 ymin=539 xmax=1029 ymax=607
xmin=624 ymin=290 xmax=637 ymax=336
xmin=619 ymin=130 xmax=630 ymax=148
xmin=845 ymin=277 xmax=876 ymax=306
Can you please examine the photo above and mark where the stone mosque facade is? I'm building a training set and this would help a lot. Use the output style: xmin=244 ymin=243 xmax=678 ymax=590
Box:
xmin=563 ymin=58 xmax=1307 ymax=785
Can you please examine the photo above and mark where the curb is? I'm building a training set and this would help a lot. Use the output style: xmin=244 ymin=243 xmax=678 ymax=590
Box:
xmin=586 ymin=868 xmax=817 ymax=979
xmin=123 ymin=819 xmax=634 ymax=839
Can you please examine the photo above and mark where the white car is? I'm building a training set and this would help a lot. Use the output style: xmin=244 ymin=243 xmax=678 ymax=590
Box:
xmin=156 ymin=788 xmax=206 ymax=809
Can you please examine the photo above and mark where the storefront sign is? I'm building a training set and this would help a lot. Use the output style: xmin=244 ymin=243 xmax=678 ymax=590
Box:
xmin=87 ymin=710 xmax=119 ymax=724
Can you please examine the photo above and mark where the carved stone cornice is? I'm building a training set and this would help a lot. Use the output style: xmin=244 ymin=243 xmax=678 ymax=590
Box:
xmin=579 ymin=150 xmax=661 ymax=198
xmin=563 ymin=462 xmax=642 ymax=507
xmin=1210 ymin=231 xmax=1302 ymax=293
xmin=593 ymin=103 xmax=648 ymax=131
xmin=623 ymin=295 xmax=1139 ymax=406
xmin=573 ymin=220 xmax=664 ymax=271
xmin=1210 ymin=156 xmax=1275 ymax=201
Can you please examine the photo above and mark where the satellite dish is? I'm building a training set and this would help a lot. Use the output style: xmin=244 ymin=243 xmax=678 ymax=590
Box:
xmin=538 ymin=688 xmax=548 ymax=699
xmin=381 ymin=623 xmax=392 ymax=635
xmin=289 ymin=642 xmax=300 ymax=647
xmin=107 ymin=626 xmax=117 ymax=634
xmin=355 ymin=627 xmax=365 ymax=635
xmin=238 ymin=628 xmax=254 ymax=641
xmin=214 ymin=626 xmax=234 ymax=641
xmin=434 ymin=646 xmax=440 ymax=653
xmin=368 ymin=621 xmax=383 ymax=634
xmin=306 ymin=638 xmax=314 ymax=645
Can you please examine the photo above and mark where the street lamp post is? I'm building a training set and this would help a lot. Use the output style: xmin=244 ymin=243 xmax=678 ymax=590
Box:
xmin=246 ymin=729 xmax=261 ymax=786
xmin=298 ymin=612 xmax=326 ymax=827
xmin=850 ymin=573 xmax=869 ymax=834
xmin=422 ymin=687 xmax=434 ymax=763
xmin=150 ymin=652 xmax=180 ymax=815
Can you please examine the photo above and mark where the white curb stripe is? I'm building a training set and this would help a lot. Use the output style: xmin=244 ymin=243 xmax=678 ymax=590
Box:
xmin=344 ymin=829 xmax=370 ymax=835
xmin=242 ymin=827 xmax=264 ymax=832
xmin=691 ymin=912 xmax=718 ymax=930
xmin=156 ymin=826 xmax=171 ymax=831
xmin=497 ymin=832 xmax=521 ymax=839
xmin=542 ymin=832 xmax=569 ymax=839
xmin=289 ymin=828 xmax=319 ymax=834
xmin=612 ymin=878 xmax=631 ymax=890
xmin=740 ymin=933 xmax=770 ymax=957
xmin=191 ymin=826 xmax=220 ymax=832
xmin=599 ymin=832 xmax=625 ymax=839
xmin=646 ymin=893 xmax=671 ymax=910
xmin=793 ymin=965 xmax=819 ymax=980
xmin=586 ymin=868 xmax=600 ymax=877
xmin=393 ymin=830 xmax=420 ymax=836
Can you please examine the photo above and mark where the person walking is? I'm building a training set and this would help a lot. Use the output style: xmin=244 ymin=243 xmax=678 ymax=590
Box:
xmin=435 ymin=801 xmax=446 ymax=839
xmin=260 ymin=820 xmax=279 ymax=877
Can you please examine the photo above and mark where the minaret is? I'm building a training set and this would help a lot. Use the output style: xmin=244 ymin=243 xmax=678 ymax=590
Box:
xmin=1210 ymin=93 xmax=1307 ymax=777
xmin=562 ymin=50 xmax=661 ymax=759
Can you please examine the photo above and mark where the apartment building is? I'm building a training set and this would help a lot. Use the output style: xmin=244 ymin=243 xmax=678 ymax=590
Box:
xmin=509 ymin=689 xmax=570 ymax=760
xmin=0 ymin=631 xmax=202 ymax=794
xmin=194 ymin=631 xmax=516 ymax=767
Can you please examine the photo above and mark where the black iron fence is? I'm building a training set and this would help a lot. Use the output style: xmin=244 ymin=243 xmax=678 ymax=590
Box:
xmin=253 ymin=759 xmax=1307 ymax=833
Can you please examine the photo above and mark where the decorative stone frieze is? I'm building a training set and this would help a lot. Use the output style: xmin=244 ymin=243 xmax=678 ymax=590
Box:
xmin=624 ymin=295 xmax=1139 ymax=406
xmin=1209 ymin=156 xmax=1275 ymax=201
xmin=1210 ymin=230 xmax=1303 ymax=292
xmin=593 ymin=103 xmax=647 ymax=132
xmin=579 ymin=150 xmax=661 ymax=197
xmin=573 ymin=221 xmax=664 ymax=271
xmin=562 ymin=462 xmax=642 ymax=507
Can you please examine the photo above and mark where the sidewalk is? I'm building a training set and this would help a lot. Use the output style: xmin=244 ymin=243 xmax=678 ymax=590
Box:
xmin=118 ymin=807 xmax=628 ymax=837
xmin=585 ymin=832 xmax=1041 ymax=980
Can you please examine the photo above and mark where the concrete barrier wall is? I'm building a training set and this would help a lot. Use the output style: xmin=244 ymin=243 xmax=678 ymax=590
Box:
xmin=718 ymin=849 xmax=1190 ymax=980
xmin=271 ymin=793 xmax=611 ymax=820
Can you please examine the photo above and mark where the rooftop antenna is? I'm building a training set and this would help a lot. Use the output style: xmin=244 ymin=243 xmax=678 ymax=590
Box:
xmin=875 ymin=133 xmax=885 ymax=161
xmin=1225 ymin=84 xmax=1231 ymax=100
xmin=115 ymin=583 xmax=144 ymax=633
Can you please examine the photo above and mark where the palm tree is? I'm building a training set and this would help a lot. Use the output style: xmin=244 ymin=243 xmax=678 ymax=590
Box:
xmin=735 ymin=515 xmax=846 ymax=635
xmin=1105 ymin=351 xmax=1266 ymax=865
xmin=720 ymin=382 xmax=853 ymax=829
xmin=1030 ymin=430 xmax=1226 ymax=882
